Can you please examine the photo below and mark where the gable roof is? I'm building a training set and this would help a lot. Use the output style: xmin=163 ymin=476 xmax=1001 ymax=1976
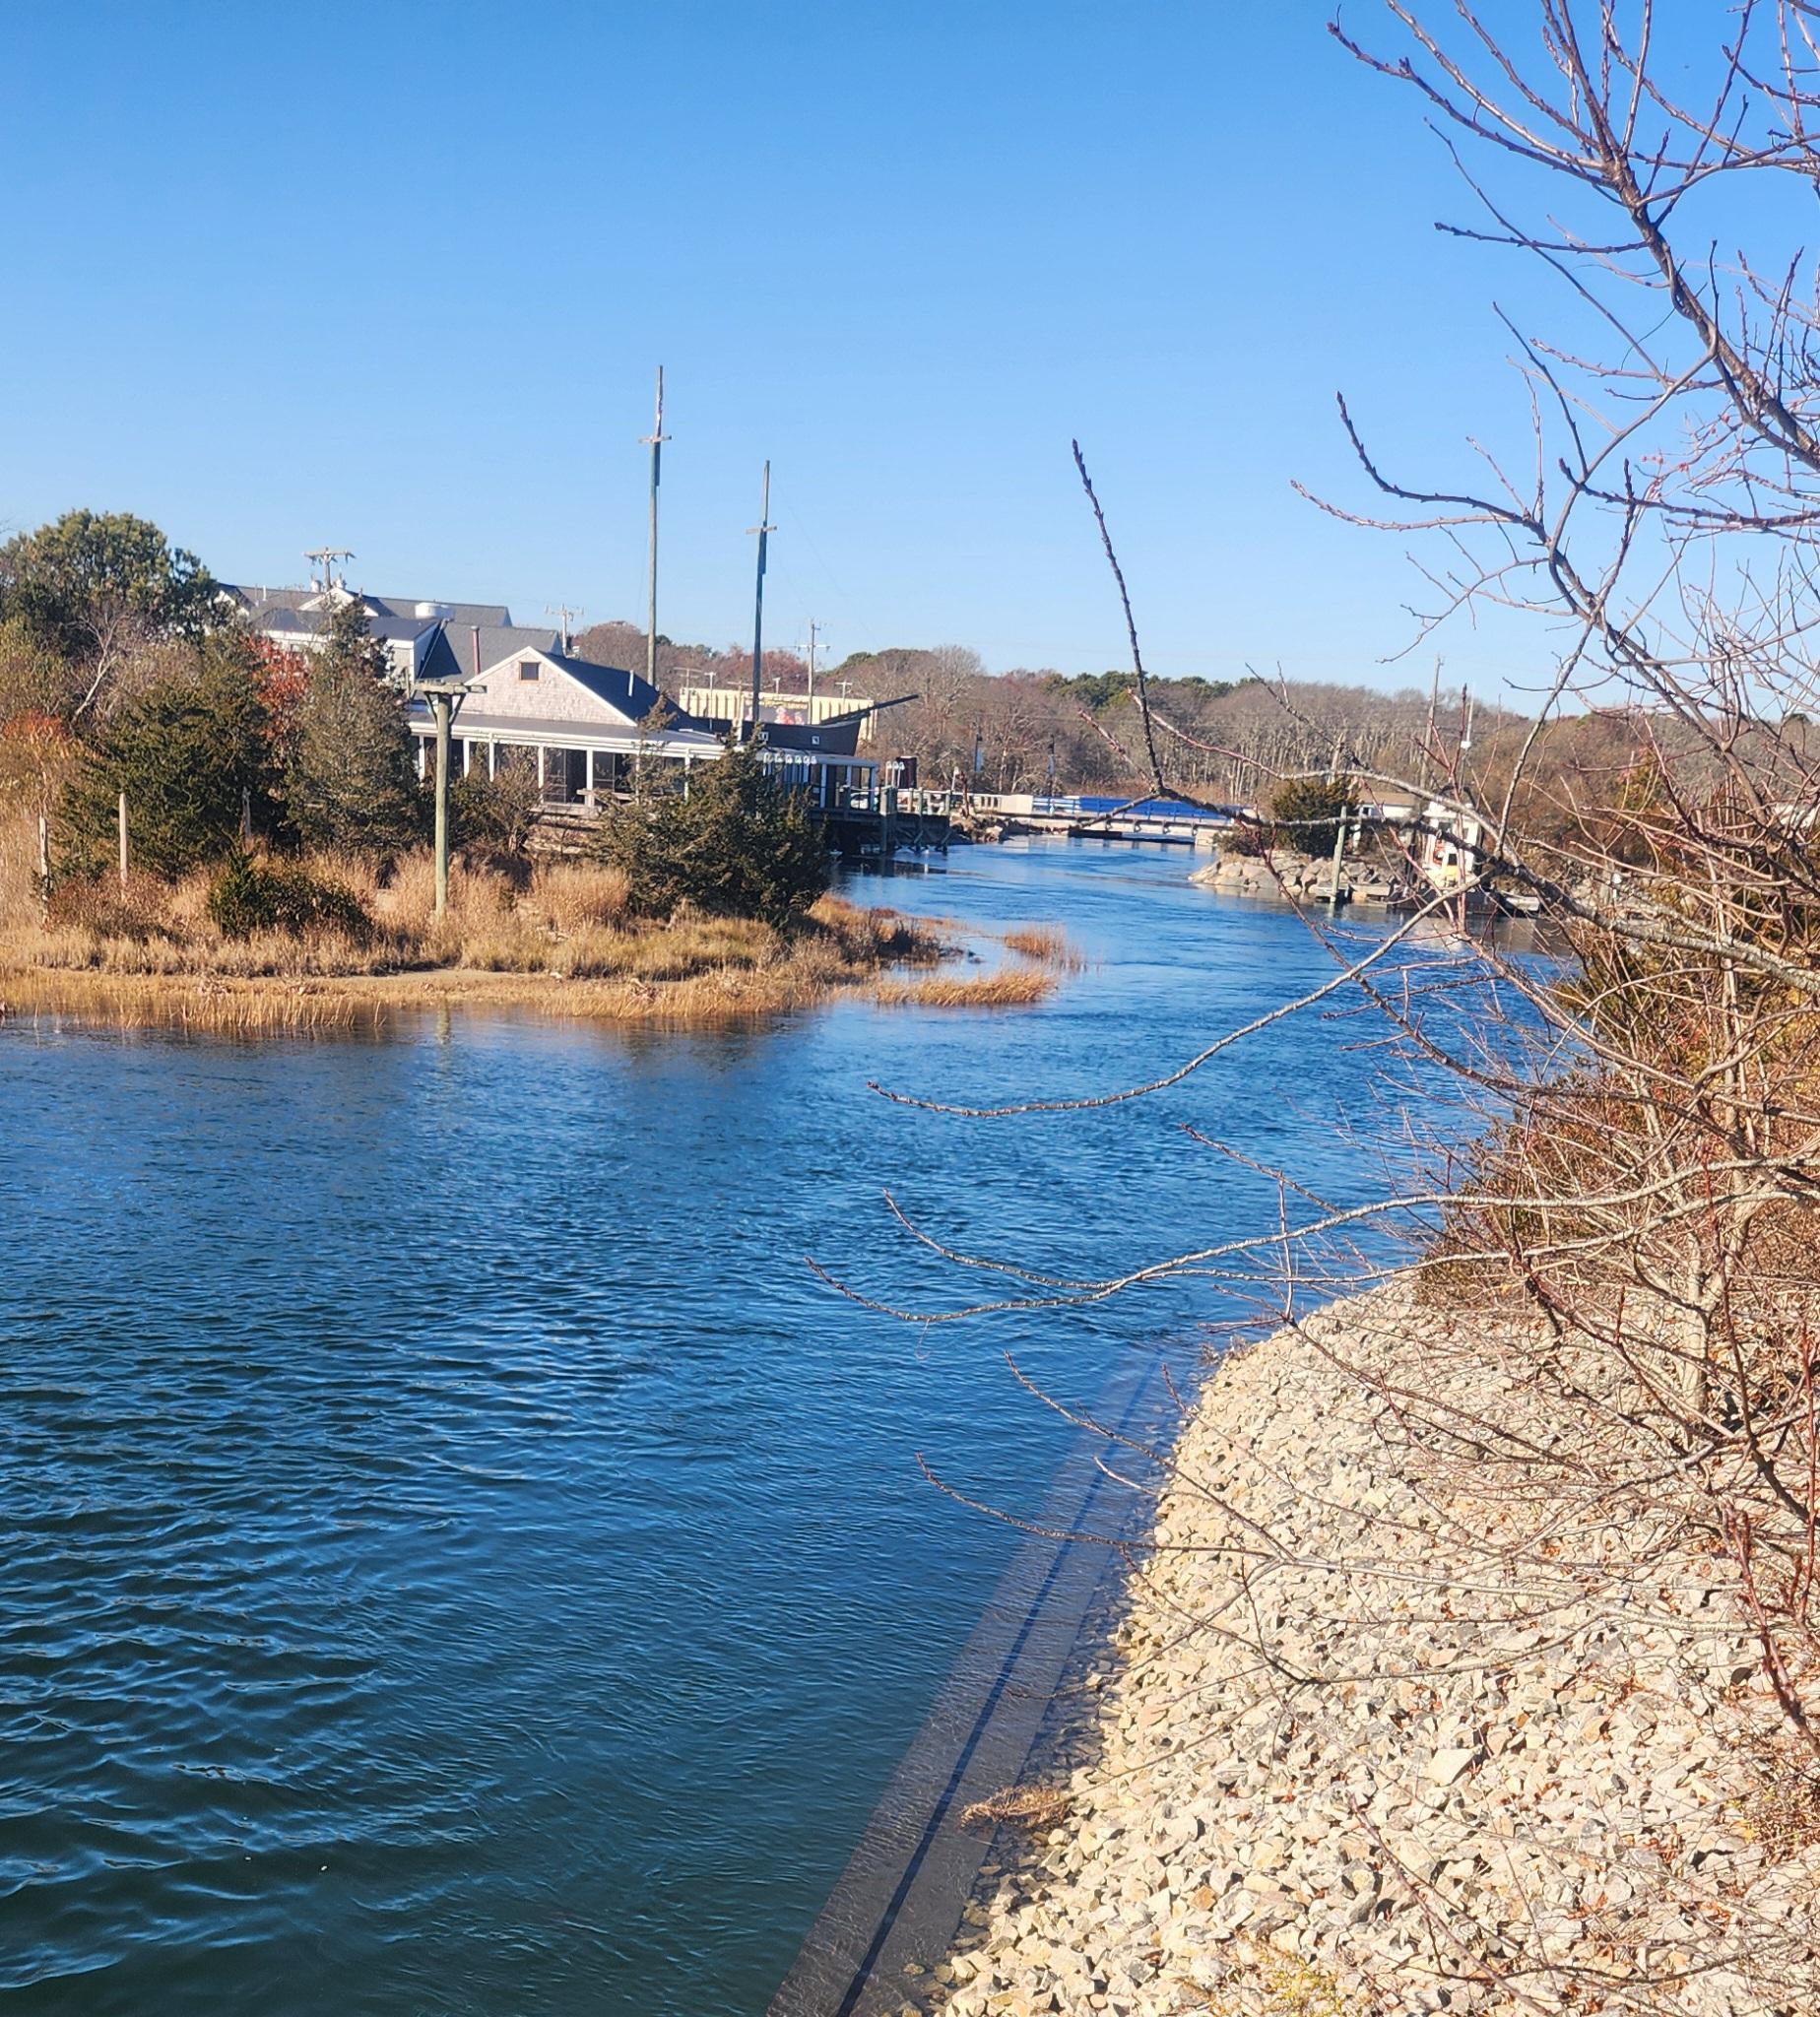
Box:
xmin=467 ymin=623 xmax=561 ymax=672
xmin=543 ymin=652 xmax=684 ymax=727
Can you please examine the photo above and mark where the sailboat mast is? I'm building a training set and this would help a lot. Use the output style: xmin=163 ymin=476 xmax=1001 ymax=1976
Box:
xmin=641 ymin=366 xmax=668 ymax=692
xmin=748 ymin=460 xmax=772 ymax=744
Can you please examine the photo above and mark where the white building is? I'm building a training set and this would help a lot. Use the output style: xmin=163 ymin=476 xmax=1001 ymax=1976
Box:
xmin=227 ymin=577 xmax=882 ymax=809
xmin=224 ymin=580 xmax=515 ymax=687
xmin=405 ymin=622 xmax=721 ymax=803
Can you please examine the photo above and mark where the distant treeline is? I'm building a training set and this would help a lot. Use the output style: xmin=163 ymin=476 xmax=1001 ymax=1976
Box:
xmin=572 ymin=618 xmax=1794 ymax=852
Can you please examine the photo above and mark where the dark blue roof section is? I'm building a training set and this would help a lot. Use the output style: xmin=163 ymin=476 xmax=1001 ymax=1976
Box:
xmin=546 ymin=652 xmax=683 ymax=726
xmin=415 ymin=624 xmax=470 ymax=686
xmin=760 ymin=718 xmax=862 ymax=756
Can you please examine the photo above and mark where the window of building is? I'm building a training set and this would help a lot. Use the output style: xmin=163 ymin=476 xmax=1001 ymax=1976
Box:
xmin=518 ymin=660 xmax=540 ymax=682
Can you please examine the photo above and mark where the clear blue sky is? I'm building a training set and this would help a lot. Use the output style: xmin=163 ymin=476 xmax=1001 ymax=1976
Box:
xmin=1 ymin=3 xmax=1603 ymax=692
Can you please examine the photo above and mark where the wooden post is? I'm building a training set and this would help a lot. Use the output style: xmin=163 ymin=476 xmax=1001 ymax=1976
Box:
xmin=36 ymin=813 xmax=49 ymax=919
xmin=117 ymin=791 xmax=129 ymax=891
xmin=431 ymin=692 xmax=452 ymax=920
xmin=1328 ymin=803 xmax=1348 ymax=906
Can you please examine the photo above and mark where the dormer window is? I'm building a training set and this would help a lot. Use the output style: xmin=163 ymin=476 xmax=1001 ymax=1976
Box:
xmin=518 ymin=659 xmax=540 ymax=682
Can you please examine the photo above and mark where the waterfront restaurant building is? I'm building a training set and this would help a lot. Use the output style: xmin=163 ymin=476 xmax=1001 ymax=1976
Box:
xmin=404 ymin=623 xmax=723 ymax=802
xmin=226 ymin=577 xmax=879 ymax=810
xmin=406 ymin=624 xmax=885 ymax=812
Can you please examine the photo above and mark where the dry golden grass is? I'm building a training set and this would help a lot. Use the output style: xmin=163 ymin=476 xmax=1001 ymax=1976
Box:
xmin=0 ymin=825 xmax=1012 ymax=1032
xmin=1000 ymin=923 xmax=1082 ymax=968
xmin=0 ymin=941 xmax=915 ymax=1036
xmin=873 ymin=966 xmax=1057 ymax=1008
xmin=0 ymin=813 xmax=1081 ymax=1032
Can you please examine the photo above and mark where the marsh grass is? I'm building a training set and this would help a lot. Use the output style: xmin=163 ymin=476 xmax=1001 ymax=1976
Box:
xmin=999 ymin=924 xmax=1083 ymax=969
xmin=874 ymin=967 xmax=1057 ymax=1009
xmin=0 ymin=814 xmax=1000 ymax=1032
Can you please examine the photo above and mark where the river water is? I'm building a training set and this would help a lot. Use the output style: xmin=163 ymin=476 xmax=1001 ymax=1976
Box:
xmin=0 ymin=843 xmax=1416 ymax=2015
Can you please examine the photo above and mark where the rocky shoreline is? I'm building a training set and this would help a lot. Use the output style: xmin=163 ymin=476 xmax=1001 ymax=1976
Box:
xmin=908 ymin=1284 xmax=1820 ymax=2017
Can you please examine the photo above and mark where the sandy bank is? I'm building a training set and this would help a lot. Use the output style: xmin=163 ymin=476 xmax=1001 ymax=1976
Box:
xmin=922 ymin=1285 xmax=1820 ymax=2017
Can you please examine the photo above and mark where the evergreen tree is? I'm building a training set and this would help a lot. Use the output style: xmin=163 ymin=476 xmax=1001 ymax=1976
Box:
xmin=598 ymin=740 xmax=829 ymax=927
xmin=57 ymin=636 xmax=269 ymax=876
xmin=282 ymin=600 xmax=425 ymax=851
xmin=1267 ymin=774 xmax=1356 ymax=859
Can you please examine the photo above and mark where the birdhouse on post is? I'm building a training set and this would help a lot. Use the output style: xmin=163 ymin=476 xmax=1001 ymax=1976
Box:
xmin=413 ymin=623 xmax=476 ymax=920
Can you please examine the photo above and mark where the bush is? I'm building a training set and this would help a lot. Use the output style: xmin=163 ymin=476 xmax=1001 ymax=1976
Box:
xmin=449 ymin=764 xmax=540 ymax=860
xmin=597 ymin=741 xmax=830 ymax=928
xmin=205 ymin=851 xmax=372 ymax=942
xmin=1267 ymin=775 xmax=1356 ymax=859
xmin=1220 ymin=815 xmax=1270 ymax=859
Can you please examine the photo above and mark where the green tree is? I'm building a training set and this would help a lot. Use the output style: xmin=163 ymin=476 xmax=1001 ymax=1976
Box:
xmin=0 ymin=613 xmax=80 ymax=729
xmin=282 ymin=600 xmax=425 ymax=852
xmin=0 ymin=510 xmax=218 ymax=717
xmin=1267 ymin=774 xmax=1355 ymax=859
xmin=598 ymin=740 xmax=829 ymax=927
xmin=58 ymin=636 xmax=269 ymax=877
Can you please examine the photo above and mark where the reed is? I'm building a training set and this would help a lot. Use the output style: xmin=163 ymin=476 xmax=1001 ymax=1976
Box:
xmin=872 ymin=966 xmax=1057 ymax=1008
xmin=0 ymin=818 xmax=1066 ymax=1032
xmin=1000 ymin=923 xmax=1083 ymax=968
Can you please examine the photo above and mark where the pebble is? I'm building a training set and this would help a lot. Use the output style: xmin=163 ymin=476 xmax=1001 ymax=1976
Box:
xmin=924 ymin=1283 xmax=1820 ymax=2016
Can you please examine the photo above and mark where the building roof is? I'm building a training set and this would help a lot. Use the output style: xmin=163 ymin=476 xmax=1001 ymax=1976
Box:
xmin=544 ymin=651 xmax=683 ymax=727
xmin=404 ymin=701 xmax=721 ymax=755
xmin=223 ymin=584 xmax=515 ymax=633
xmin=466 ymin=623 xmax=561 ymax=672
xmin=365 ymin=593 xmax=512 ymax=628
xmin=759 ymin=718 xmax=862 ymax=757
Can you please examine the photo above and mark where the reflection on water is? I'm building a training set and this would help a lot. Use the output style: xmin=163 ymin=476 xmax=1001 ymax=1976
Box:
xmin=1 ymin=842 xmax=1418 ymax=2016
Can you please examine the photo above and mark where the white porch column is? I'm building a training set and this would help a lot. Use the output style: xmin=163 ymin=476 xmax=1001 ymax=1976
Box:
xmin=584 ymin=748 xmax=595 ymax=800
xmin=488 ymin=740 xmax=496 ymax=780
xmin=537 ymin=746 xmax=547 ymax=793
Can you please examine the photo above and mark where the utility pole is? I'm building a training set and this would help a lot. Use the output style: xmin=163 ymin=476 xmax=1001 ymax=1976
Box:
xmin=806 ymin=618 xmax=820 ymax=708
xmin=545 ymin=604 xmax=582 ymax=653
xmin=304 ymin=547 xmax=355 ymax=594
xmin=642 ymin=366 xmax=669 ymax=693
xmin=748 ymin=460 xmax=773 ymax=744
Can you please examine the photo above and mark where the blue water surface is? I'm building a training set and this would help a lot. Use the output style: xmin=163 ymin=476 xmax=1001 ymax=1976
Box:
xmin=0 ymin=842 xmax=1411 ymax=2015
